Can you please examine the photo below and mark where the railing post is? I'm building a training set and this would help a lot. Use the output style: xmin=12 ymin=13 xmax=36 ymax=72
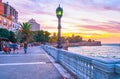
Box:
xmin=41 ymin=45 xmax=120 ymax=79
xmin=56 ymin=49 xmax=60 ymax=63
xmin=92 ymin=58 xmax=120 ymax=79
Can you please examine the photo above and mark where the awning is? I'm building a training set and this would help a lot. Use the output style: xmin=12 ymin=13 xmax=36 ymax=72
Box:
xmin=0 ymin=37 xmax=9 ymax=41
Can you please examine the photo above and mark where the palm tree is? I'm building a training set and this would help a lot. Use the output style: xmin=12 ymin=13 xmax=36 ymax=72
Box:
xmin=20 ymin=22 xmax=31 ymax=42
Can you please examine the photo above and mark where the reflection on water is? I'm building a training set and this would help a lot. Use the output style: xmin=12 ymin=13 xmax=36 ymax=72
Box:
xmin=68 ymin=44 xmax=120 ymax=59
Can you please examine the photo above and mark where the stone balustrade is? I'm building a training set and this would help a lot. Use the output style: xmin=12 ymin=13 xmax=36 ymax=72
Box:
xmin=41 ymin=45 xmax=120 ymax=79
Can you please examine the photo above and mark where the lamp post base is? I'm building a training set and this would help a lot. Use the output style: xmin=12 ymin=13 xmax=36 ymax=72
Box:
xmin=56 ymin=45 xmax=63 ymax=49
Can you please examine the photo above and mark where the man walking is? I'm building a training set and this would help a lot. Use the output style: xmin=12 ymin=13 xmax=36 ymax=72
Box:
xmin=24 ymin=41 xmax=27 ymax=54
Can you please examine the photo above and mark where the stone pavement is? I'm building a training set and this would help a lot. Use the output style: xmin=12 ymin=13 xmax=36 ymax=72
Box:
xmin=0 ymin=46 xmax=64 ymax=79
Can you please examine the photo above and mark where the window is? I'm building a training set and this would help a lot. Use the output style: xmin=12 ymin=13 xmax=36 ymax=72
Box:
xmin=3 ymin=19 xmax=7 ymax=25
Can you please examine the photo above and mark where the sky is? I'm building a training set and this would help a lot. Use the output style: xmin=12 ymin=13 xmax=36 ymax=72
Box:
xmin=2 ymin=0 xmax=120 ymax=43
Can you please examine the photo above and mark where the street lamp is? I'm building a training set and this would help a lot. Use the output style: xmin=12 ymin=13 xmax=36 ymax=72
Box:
xmin=56 ymin=4 xmax=63 ymax=48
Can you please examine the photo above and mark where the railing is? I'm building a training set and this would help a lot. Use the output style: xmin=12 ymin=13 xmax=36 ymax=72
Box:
xmin=42 ymin=45 xmax=120 ymax=79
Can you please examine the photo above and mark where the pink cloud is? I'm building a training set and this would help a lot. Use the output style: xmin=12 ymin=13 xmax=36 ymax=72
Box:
xmin=78 ymin=24 xmax=120 ymax=33
xmin=41 ymin=26 xmax=56 ymax=29
xmin=109 ymin=21 xmax=120 ymax=25
xmin=34 ymin=11 xmax=54 ymax=16
xmin=75 ymin=32 xmax=102 ymax=36
xmin=80 ymin=19 xmax=99 ymax=23
xmin=63 ymin=0 xmax=120 ymax=12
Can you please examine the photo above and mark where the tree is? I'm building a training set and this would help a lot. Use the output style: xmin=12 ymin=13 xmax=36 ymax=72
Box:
xmin=44 ymin=31 xmax=50 ymax=42
xmin=33 ymin=30 xmax=44 ymax=42
xmin=33 ymin=30 xmax=50 ymax=43
xmin=9 ymin=31 xmax=17 ymax=43
xmin=49 ymin=36 xmax=65 ymax=43
xmin=0 ymin=28 xmax=10 ymax=39
xmin=20 ymin=22 xmax=31 ymax=42
xmin=67 ymin=35 xmax=82 ymax=43
xmin=88 ymin=39 xmax=92 ymax=42
xmin=16 ymin=30 xmax=23 ymax=42
xmin=49 ymin=36 xmax=57 ymax=43
xmin=0 ymin=28 xmax=17 ymax=42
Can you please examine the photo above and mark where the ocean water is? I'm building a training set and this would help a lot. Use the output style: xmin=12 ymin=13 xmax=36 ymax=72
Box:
xmin=68 ymin=44 xmax=120 ymax=59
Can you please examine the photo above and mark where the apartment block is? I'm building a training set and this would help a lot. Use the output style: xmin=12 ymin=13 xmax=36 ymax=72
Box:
xmin=0 ymin=0 xmax=19 ymax=32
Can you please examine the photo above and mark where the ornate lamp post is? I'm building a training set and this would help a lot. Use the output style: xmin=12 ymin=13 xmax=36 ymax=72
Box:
xmin=56 ymin=5 xmax=63 ymax=48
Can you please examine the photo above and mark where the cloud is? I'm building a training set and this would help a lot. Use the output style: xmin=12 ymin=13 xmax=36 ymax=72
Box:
xmin=78 ymin=23 xmax=120 ymax=33
xmin=34 ymin=11 xmax=54 ymax=16
xmin=109 ymin=21 xmax=120 ymax=25
xmin=63 ymin=0 xmax=120 ymax=11
xmin=80 ymin=19 xmax=99 ymax=23
xmin=75 ymin=32 xmax=102 ymax=36
xmin=2 ymin=0 xmax=120 ymax=34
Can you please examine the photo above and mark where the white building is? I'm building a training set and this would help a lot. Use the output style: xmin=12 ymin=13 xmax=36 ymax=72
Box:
xmin=28 ymin=19 xmax=40 ymax=31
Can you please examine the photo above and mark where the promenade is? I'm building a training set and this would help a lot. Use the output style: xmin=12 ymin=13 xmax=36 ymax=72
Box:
xmin=0 ymin=46 xmax=64 ymax=79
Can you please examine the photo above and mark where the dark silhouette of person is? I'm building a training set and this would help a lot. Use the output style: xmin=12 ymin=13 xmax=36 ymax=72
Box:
xmin=24 ymin=41 xmax=27 ymax=54
xmin=13 ymin=43 xmax=17 ymax=54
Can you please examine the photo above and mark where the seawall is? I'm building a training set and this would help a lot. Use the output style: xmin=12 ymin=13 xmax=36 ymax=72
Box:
xmin=69 ymin=41 xmax=101 ymax=46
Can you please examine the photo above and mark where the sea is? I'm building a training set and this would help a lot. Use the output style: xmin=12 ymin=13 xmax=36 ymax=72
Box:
xmin=68 ymin=44 xmax=120 ymax=59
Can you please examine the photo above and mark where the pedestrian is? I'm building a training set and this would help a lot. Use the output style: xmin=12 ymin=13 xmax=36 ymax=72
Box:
xmin=7 ymin=42 xmax=12 ymax=54
xmin=8 ymin=47 xmax=11 ymax=54
xmin=24 ymin=41 xmax=28 ymax=54
xmin=3 ymin=46 xmax=7 ymax=54
xmin=17 ymin=43 xmax=20 ymax=54
xmin=12 ymin=43 xmax=17 ymax=54
xmin=21 ymin=43 xmax=24 ymax=47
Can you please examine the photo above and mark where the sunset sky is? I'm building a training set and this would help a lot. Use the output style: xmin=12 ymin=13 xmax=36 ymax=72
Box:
xmin=2 ymin=0 xmax=120 ymax=43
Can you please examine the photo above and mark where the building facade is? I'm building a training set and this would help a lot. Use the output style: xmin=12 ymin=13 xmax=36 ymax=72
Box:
xmin=28 ymin=19 xmax=40 ymax=31
xmin=0 ymin=0 xmax=19 ymax=32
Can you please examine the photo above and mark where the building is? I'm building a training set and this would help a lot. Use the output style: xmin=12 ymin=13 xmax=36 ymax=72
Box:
xmin=0 ymin=0 xmax=19 ymax=32
xmin=28 ymin=18 xmax=40 ymax=31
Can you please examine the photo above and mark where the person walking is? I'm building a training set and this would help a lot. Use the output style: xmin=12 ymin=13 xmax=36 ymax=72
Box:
xmin=17 ymin=43 xmax=20 ymax=54
xmin=24 ymin=41 xmax=27 ymax=54
xmin=7 ymin=42 xmax=12 ymax=54
xmin=12 ymin=43 xmax=17 ymax=54
xmin=3 ymin=46 xmax=7 ymax=54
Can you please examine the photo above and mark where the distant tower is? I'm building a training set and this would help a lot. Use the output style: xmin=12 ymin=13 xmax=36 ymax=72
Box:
xmin=28 ymin=18 xmax=40 ymax=31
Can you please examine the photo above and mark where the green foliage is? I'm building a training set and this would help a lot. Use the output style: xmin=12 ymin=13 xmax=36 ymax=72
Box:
xmin=49 ymin=36 xmax=57 ymax=43
xmin=0 ymin=25 xmax=51 ymax=43
xmin=44 ymin=31 xmax=50 ymax=42
xmin=20 ymin=22 xmax=31 ymax=41
xmin=20 ymin=22 xmax=30 ymax=34
xmin=16 ymin=30 xmax=22 ymax=42
xmin=49 ymin=35 xmax=83 ymax=43
xmin=32 ymin=30 xmax=50 ymax=43
xmin=9 ymin=31 xmax=17 ymax=43
xmin=16 ymin=22 xmax=50 ymax=43
xmin=49 ymin=36 xmax=65 ymax=43
xmin=33 ymin=30 xmax=44 ymax=42
xmin=0 ymin=28 xmax=17 ymax=42
xmin=0 ymin=28 xmax=10 ymax=38
xmin=67 ymin=36 xmax=82 ymax=43
xmin=61 ymin=37 xmax=66 ymax=43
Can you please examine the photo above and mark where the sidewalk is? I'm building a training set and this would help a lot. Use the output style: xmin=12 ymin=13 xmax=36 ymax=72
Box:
xmin=0 ymin=46 xmax=64 ymax=79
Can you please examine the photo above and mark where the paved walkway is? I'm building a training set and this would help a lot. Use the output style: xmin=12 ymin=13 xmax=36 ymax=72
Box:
xmin=0 ymin=46 xmax=63 ymax=79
